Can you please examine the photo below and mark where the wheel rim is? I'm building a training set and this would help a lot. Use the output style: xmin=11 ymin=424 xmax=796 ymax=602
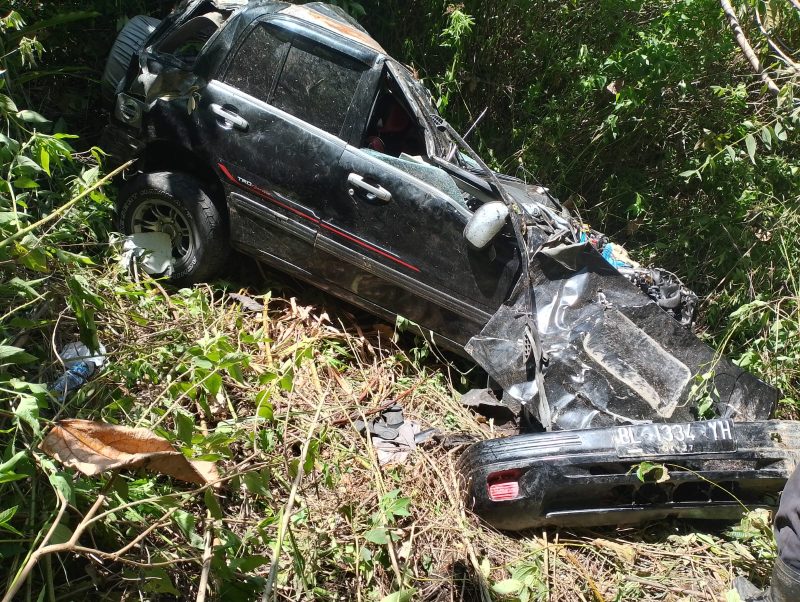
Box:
xmin=130 ymin=197 xmax=195 ymax=262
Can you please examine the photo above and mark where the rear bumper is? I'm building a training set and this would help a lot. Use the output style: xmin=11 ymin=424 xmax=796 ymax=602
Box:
xmin=458 ymin=419 xmax=800 ymax=530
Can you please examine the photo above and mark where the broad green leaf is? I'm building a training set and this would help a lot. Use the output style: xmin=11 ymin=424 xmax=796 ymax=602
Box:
xmin=16 ymin=109 xmax=49 ymax=124
xmin=0 ymin=94 xmax=18 ymax=114
xmin=492 ymin=579 xmax=524 ymax=595
xmin=175 ymin=411 xmax=194 ymax=446
xmin=243 ymin=470 xmax=271 ymax=497
xmin=40 ymin=147 xmax=50 ymax=175
xmin=0 ymin=345 xmax=36 ymax=364
xmin=760 ymin=126 xmax=772 ymax=148
xmin=13 ymin=176 xmax=38 ymax=189
xmin=0 ymin=506 xmax=22 ymax=535
xmin=380 ymin=590 xmax=417 ymax=602
xmin=745 ymin=133 xmax=757 ymax=164
xmin=775 ymin=121 xmax=787 ymax=141
xmin=204 ymin=488 xmax=223 ymax=519
xmin=14 ymin=394 xmax=41 ymax=435
xmin=635 ymin=461 xmax=670 ymax=483
xmin=364 ymin=527 xmax=389 ymax=545
xmin=230 ymin=555 xmax=271 ymax=572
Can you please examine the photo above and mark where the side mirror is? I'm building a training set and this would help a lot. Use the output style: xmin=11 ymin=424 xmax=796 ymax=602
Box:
xmin=464 ymin=201 xmax=509 ymax=249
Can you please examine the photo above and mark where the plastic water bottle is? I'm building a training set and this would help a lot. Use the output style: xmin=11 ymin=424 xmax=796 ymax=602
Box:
xmin=49 ymin=342 xmax=106 ymax=402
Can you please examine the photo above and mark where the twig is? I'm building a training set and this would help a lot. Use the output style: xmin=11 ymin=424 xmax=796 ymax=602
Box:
xmin=196 ymin=521 xmax=214 ymax=602
xmin=720 ymin=0 xmax=780 ymax=95
xmin=262 ymin=362 xmax=327 ymax=602
xmin=3 ymin=491 xmax=103 ymax=602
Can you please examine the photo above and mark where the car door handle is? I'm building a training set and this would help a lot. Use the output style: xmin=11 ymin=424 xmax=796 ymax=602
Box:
xmin=210 ymin=103 xmax=248 ymax=131
xmin=347 ymin=173 xmax=392 ymax=202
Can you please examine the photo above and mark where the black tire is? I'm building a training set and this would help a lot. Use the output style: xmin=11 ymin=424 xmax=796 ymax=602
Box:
xmin=118 ymin=172 xmax=228 ymax=285
xmin=102 ymin=15 xmax=161 ymax=95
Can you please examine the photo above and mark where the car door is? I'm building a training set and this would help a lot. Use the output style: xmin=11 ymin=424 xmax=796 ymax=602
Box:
xmin=314 ymin=142 xmax=519 ymax=347
xmin=194 ymin=18 xmax=373 ymax=277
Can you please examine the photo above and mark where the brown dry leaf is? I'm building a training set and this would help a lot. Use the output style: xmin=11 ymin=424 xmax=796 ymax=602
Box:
xmin=591 ymin=537 xmax=637 ymax=564
xmin=39 ymin=419 xmax=219 ymax=486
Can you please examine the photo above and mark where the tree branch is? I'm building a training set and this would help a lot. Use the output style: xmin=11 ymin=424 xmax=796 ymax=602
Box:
xmin=720 ymin=0 xmax=781 ymax=95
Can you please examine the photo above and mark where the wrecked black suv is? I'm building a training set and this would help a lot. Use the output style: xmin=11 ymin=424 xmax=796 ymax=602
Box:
xmin=103 ymin=0 xmax=800 ymax=529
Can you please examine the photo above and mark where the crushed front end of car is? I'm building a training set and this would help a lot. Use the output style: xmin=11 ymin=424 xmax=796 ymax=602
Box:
xmin=441 ymin=119 xmax=795 ymax=529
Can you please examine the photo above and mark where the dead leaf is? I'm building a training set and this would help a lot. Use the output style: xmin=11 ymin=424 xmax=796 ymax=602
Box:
xmin=40 ymin=419 xmax=218 ymax=486
xmin=606 ymin=79 xmax=624 ymax=95
xmin=591 ymin=537 xmax=637 ymax=564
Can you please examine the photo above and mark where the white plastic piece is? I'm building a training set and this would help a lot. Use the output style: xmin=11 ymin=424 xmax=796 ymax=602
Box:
xmin=463 ymin=201 xmax=509 ymax=249
xmin=121 ymin=232 xmax=174 ymax=276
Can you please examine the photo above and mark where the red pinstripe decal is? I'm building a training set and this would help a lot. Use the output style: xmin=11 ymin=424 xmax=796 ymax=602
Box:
xmin=320 ymin=222 xmax=421 ymax=273
xmin=217 ymin=162 xmax=420 ymax=273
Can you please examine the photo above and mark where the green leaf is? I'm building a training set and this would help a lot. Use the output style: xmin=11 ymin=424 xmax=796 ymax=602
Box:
xmin=16 ymin=110 xmax=50 ymax=124
xmin=0 ymin=345 xmax=36 ymax=364
xmin=230 ymin=555 xmax=271 ymax=572
xmin=204 ymin=488 xmax=223 ymax=520
xmin=760 ymin=126 xmax=772 ymax=149
xmin=13 ymin=176 xmax=38 ymax=189
xmin=0 ymin=506 xmax=22 ymax=535
xmin=775 ymin=121 xmax=787 ymax=141
xmin=0 ymin=94 xmax=18 ymax=115
xmin=40 ymin=147 xmax=50 ymax=175
xmin=745 ymin=133 xmax=757 ymax=164
xmin=380 ymin=590 xmax=417 ymax=602
xmin=175 ymin=411 xmax=194 ymax=446
xmin=303 ymin=439 xmax=319 ymax=475
xmin=492 ymin=579 xmax=524 ymax=595
xmin=364 ymin=527 xmax=389 ymax=545
xmin=635 ymin=461 xmax=670 ymax=483
xmin=0 ymin=451 xmax=27 ymax=473
xmin=678 ymin=169 xmax=699 ymax=180
xmin=14 ymin=394 xmax=40 ymax=435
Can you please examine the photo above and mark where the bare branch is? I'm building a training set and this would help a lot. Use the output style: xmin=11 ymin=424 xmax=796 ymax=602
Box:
xmin=754 ymin=1 xmax=800 ymax=73
xmin=720 ymin=0 xmax=781 ymax=95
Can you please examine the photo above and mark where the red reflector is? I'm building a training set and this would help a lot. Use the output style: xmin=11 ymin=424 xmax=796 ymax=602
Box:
xmin=487 ymin=469 xmax=521 ymax=501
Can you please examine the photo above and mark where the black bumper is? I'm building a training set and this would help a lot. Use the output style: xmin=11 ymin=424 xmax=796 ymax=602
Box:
xmin=458 ymin=419 xmax=800 ymax=530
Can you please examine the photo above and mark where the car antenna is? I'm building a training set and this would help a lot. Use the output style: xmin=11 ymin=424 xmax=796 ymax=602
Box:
xmin=446 ymin=107 xmax=488 ymax=162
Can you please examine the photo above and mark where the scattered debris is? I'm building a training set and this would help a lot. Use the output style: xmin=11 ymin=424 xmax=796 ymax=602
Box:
xmin=40 ymin=419 xmax=218 ymax=486
xmin=228 ymin=292 xmax=264 ymax=312
xmin=354 ymin=403 xmax=420 ymax=465
xmin=120 ymin=232 xmax=174 ymax=277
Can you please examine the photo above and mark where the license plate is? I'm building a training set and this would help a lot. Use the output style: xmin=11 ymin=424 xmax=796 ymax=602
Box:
xmin=614 ymin=419 xmax=737 ymax=458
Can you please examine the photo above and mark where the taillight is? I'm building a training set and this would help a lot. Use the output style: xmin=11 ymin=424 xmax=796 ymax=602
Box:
xmin=487 ymin=469 xmax=522 ymax=501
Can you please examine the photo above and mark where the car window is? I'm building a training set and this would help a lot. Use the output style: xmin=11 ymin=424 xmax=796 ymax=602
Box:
xmin=223 ymin=23 xmax=288 ymax=101
xmin=272 ymin=40 xmax=365 ymax=136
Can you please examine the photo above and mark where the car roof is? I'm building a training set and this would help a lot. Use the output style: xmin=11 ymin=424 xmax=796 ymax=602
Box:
xmin=231 ymin=1 xmax=384 ymax=53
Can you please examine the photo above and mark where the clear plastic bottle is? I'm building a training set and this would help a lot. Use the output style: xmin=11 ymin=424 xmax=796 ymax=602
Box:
xmin=49 ymin=342 xmax=106 ymax=402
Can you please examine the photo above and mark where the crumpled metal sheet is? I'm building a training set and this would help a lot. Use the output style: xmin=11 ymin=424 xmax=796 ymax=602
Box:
xmin=467 ymin=239 xmax=778 ymax=431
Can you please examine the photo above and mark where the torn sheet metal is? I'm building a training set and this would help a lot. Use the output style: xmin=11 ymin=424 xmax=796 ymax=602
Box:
xmin=467 ymin=237 xmax=777 ymax=431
